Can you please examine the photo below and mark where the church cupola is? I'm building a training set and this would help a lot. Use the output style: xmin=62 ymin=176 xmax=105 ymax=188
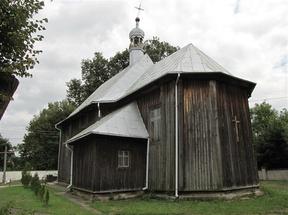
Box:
xmin=129 ymin=17 xmax=145 ymax=65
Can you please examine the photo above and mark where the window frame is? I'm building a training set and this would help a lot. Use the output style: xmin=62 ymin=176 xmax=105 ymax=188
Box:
xmin=118 ymin=150 xmax=130 ymax=168
xmin=149 ymin=105 xmax=161 ymax=143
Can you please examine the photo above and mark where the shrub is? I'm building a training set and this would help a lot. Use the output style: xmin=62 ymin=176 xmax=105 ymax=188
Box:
xmin=0 ymin=201 xmax=13 ymax=215
xmin=44 ymin=189 xmax=49 ymax=206
xmin=21 ymin=170 xmax=32 ymax=188
xmin=38 ymin=185 xmax=45 ymax=202
xmin=31 ymin=173 xmax=41 ymax=195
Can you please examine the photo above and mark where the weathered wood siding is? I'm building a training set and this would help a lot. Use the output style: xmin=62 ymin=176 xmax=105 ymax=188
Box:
xmin=180 ymin=79 xmax=223 ymax=191
xmin=58 ymin=105 xmax=117 ymax=184
xmin=137 ymin=81 xmax=175 ymax=191
xmin=57 ymin=137 xmax=71 ymax=184
xmin=72 ymin=135 xmax=147 ymax=192
xmin=216 ymin=82 xmax=258 ymax=188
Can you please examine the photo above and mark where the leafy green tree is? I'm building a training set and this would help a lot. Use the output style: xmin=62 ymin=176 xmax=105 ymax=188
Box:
xmin=19 ymin=100 xmax=75 ymax=170
xmin=66 ymin=37 xmax=178 ymax=106
xmin=66 ymin=79 xmax=83 ymax=107
xmin=250 ymin=102 xmax=278 ymax=138
xmin=256 ymin=120 xmax=288 ymax=169
xmin=251 ymin=102 xmax=288 ymax=169
xmin=144 ymin=37 xmax=179 ymax=63
xmin=81 ymin=52 xmax=110 ymax=99
xmin=0 ymin=0 xmax=47 ymax=77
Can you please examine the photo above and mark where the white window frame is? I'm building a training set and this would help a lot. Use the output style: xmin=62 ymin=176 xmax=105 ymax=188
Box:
xmin=118 ymin=150 xmax=130 ymax=168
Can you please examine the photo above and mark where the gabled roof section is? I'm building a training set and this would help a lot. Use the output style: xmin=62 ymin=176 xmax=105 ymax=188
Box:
xmin=66 ymin=102 xmax=149 ymax=144
xmin=68 ymin=54 xmax=153 ymax=118
xmin=59 ymin=43 xmax=254 ymax=126
xmin=128 ymin=43 xmax=232 ymax=93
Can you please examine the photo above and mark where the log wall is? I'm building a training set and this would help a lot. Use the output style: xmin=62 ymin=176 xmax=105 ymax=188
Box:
xmin=216 ymin=82 xmax=258 ymax=188
xmin=137 ymin=81 xmax=176 ymax=191
xmin=180 ymin=79 xmax=223 ymax=191
xmin=72 ymin=135 xmax=147 ymax=192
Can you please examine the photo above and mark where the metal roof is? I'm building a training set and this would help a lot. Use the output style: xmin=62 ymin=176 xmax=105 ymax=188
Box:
xmin=66 ymin=102 xmax=149 ymax=144
xmin=62 ymin=43 xmax=242 ymax=123
xmin=68 ymin=54 xmax=153 ymax=118
xmin=128 ymin=43 xmax=231 ymax=94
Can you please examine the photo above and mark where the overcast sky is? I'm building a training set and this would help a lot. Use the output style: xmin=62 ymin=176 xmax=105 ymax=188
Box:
xmin=1 ymin=0 xmax=287 ymax=146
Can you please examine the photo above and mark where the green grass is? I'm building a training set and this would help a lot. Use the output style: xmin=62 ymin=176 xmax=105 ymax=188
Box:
xmin=1 ymin=181 xmax=288 ymax=215
xmin=92 ymin=181 xmax=288 ymax=215
xmin=0 ymin=186 xmax=93 ymax=215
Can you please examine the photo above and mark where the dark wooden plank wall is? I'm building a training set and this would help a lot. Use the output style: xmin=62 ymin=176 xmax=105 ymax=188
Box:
xmin=57 ymin=133 xmax=71 ymax=184
xmin=72 ymin=135 xmax=147 ymax=192
xmin=180 ymin=79 xmax=223 ymax=191
xmin=137 ymin=81 xmax=175 ymax=191
xmin=217 ymin=82 xmax=258 ymax=188
xmin=58 ymin=105 xmax=117 ymax=184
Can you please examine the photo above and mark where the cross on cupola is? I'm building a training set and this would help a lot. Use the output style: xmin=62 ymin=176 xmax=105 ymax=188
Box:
xmin=232 ymin=115 xmax=240 ymax=143
xmin=135 ymin=1 xmax=144 ymax=17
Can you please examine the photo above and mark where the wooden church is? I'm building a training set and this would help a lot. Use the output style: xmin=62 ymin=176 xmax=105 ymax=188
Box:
xmin=56 ymin=17 xmax=259 ymax=198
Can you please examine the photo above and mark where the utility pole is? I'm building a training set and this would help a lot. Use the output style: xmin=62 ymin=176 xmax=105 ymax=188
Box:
xmin=0 ymin=144 xmax=13 ymax=184
xmin=3 ymin=145 xmax=7 ymax=184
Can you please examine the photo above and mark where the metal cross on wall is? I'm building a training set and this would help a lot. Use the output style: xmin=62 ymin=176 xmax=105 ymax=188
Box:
xmin=232 ymin=115 xmax=240 ymax=143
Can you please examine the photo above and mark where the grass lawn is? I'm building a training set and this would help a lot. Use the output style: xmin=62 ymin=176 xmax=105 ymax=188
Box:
xmin=92 ymin=181 xmax=288 ymax=215
xmin=1 ymin=181 xmax=288 ymax=214
xmin=0 ymin=186 xmax=94 ymax=215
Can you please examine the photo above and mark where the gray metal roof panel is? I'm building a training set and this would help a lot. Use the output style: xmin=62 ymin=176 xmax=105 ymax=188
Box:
xmin=68 ymin=54 xmax=153 ymax=118
xmin=127 ymin=44 xmax=231 ymax=94
xmin=66 ymin=102 xmax=149 ymax=143
xmin=61 ymin=43 xmax=237 ymax=125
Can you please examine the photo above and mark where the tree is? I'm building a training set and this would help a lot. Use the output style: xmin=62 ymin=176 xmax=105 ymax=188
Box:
xmin=250 ymin=102 xmax=288 ymax=169
xmin=256 ymin=120 xmax=288 ymax=169
xmin=144 ymin=37 xmax=179 ymax=63
xmin=81 ymin=52 xmax=110 ymax=99
xmin=18 ymin=100 xmax=75 ymax=170
xmin=66 ymin=37 xmax=178 ymax=106
xmin=0 ymin=0 xmax=47 ymax=78
xmin=250 ymin=102 xmax=278 ymax=138
xmin=66 ymin=79 xmax=83 ymax=107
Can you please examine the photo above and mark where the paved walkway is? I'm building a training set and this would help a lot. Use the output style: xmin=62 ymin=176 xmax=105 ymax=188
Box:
xmin=47 ymin=183 xmax=102 ymax=215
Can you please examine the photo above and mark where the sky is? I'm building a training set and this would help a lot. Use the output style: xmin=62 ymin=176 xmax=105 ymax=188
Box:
xmin=0 ymin=0 xmax=287 ymax=147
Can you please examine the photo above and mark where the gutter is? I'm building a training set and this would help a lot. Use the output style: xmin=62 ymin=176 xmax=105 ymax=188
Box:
xmin=143 ymin=138 xmax=150 ymax=190
xmin=65 ymin=143 xmax=73 ymax=191
xmin=97 ymin=102 xmax=101 ymax=118
xmin=175 ymin=73 xmax=180 ymax=198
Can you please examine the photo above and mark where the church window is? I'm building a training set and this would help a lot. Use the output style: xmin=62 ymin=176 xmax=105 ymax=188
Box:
xmin=118 ymin=150 xmax=130 ymax=168
xmin=150 ymin=106 xmax=161 ymax=142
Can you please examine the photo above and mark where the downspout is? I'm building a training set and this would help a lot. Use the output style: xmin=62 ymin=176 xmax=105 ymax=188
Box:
xmin=143 ymin=138 xmax=150 ymax=190
xmin=97 ymin=102 xmax=101 ymax=118
xmin=65 ymin=143 xmax=73 ymax=191
xmin=55 ymin=124 xmax=61 ymax=183
xmin=175 ymin=73 xmax=180 ymax=198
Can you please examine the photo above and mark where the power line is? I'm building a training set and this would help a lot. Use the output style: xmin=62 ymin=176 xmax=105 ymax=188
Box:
xmin=249 ymin=96 xmax=288 ymax=103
